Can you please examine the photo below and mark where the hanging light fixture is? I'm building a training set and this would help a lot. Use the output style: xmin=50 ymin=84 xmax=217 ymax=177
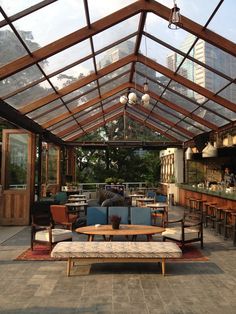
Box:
xmin=185 ymin=147 xmax=193 ymax=160
xmin=120 ymin=28 xmax=150 ymax=107
xmin=168 ymin=0 xmax=182 ymax=30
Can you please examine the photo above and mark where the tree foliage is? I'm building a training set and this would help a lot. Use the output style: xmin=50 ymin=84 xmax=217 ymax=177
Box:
xmin=75 ymin=147 xmax=161 ymax=185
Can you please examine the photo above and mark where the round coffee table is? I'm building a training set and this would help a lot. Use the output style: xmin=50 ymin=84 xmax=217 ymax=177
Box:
xmin=75 ymin=224 xmax=165 ymax=241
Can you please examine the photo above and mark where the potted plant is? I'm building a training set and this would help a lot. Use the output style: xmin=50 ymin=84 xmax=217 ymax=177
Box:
xmin=110 ymin=215 xmax=121 ymax=229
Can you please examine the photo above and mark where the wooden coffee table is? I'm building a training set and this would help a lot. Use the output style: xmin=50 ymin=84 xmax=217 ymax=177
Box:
xmin=75 ymin=224 xmax=165 ymax=241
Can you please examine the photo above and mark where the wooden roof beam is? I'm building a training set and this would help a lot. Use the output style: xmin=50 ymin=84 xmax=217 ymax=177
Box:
xmin=1 ymin=0 xmax=235 ymax=80
xmin=57 ymin=103 xmax=122 ymax=137
xmin=20 ymin=55 xmax=134 ymax=114
xmin=137 ymin=54 xmax=236 ymax=113
xmin=126 ymin=111 xmax=180 ymax=142
xmin=65 ymin=111 xmax=123 ymax=141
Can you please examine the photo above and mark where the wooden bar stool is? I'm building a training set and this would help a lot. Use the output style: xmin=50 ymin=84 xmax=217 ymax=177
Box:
xmin=223 ymin=209 xmax=236 ymax=242
xmin=189 ymin=198 xmax=196 ymax=212
xmin=205 ymin=203 xmax=217 ymax=228
xmin=215 ymin=206 xmax=227 ymax=235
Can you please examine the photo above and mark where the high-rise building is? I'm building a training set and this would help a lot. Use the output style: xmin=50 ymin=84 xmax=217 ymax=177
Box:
xmin=167 ymin=34 xmax=236 ymax=109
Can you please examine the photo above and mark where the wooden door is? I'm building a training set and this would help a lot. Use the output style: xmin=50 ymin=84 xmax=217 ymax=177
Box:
xmin=0 ymin=130 xmax=35 ymax=225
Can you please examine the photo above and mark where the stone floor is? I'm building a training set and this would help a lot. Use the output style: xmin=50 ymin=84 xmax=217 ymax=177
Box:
xmin=0 ymin=205 xmax=236 ymax=314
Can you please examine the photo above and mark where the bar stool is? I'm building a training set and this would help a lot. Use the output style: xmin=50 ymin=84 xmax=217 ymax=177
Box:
xmin=232 ymin=213 xmax=236 ymax=246
xmin=194 ymin=199 xmax=207 ymax=215
xmin=223 ymin=209 xmax=236 ymax=242
xmin=205 ymin=203 xmax=217 ymax=228
xmin=189 ymin=198 xmax=196 ymax=212
xmin=215 ymin=206 xmax=227 ymax=235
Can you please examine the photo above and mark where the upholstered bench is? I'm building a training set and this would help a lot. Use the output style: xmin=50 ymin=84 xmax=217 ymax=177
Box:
xmin=51 ymin=241 xmax=182 ymax=276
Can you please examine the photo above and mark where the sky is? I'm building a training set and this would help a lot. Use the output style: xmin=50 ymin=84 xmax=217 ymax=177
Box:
xmin=0 ymin=0 xmax=235 ymax=84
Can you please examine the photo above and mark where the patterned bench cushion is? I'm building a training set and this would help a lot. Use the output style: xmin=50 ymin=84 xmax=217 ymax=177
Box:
xmin=51 ymin=241 xmax=182 ymax=259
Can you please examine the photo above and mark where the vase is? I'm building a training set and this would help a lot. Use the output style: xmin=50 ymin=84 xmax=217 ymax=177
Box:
xmin=112 ymin=221 xmax=120 ymax=229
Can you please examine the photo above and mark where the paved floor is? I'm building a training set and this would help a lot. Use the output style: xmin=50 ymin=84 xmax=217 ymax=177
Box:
xmin=0 ymin=206 xmax=236 ymax=314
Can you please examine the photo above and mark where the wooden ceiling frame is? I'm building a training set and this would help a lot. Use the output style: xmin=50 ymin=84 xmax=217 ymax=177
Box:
xmin=126 ymin=111 xmax=179 ymax=142
xmin=42 ymin=82 xmax=130 ymax=129
xmin=126 ymin=107 xmax=190 ymax=141
xmin=66 ymin=111 xmax=123 ymax=142
xmin=1 ymin=0 xmax=235 ymax=81
xmin=137 ymin=54 xmax=236 ymax=112
xmin=134 ymin=83 xmax=218 ymax=131
xmin=131 ymin=104 xmax=194 ymax=138
xmin=57 ymin=102 xmax=123 ymax=138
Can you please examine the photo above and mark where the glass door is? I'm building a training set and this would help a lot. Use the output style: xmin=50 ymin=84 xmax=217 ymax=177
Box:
xmin=0 ymin=130 xmax=35 ymax=225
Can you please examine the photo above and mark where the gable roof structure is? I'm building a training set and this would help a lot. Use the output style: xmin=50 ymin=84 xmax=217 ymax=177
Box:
xmin=0 ymin=0 xmax=235 ymax=148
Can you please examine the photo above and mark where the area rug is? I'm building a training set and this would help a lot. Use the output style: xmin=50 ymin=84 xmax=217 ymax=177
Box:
xmin=168 ymin=244 xmax=209 ymax=262
xmin=15 ymin=244 xmax=209 ymax=262
xmin=15 ymin=245 xmax=66 ymax=261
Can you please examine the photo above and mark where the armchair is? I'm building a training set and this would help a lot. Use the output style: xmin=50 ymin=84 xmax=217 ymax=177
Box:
xmin=50 ymin=205 xmax=77 ymax=230
xmin=162 ymin=213 xmax=203 ymax=249
xmin=31 ymin=203 xmax=72 ymax=252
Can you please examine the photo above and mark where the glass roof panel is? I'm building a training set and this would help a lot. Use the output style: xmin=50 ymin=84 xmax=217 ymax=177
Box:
xmin=202 ymin=101 xmax=236 ymax=122
xmin=0 ymin=65 xmax=43 ymax=98
xmin=135 ymin=72 xmax=165 ymax=96
xmin=163 ymin=89 xmax=198 ymax=111
xmin=63 ymin=129 xmax=83 ymax=141
xmin=155 ymin=103 xmax=184 ymax=119
xmin=139 ymin=35 xmax=185 ymax=70
xmin=218 ymin=83 xmax=236 ymax=104
xmin=0 ymin=0 xmax=41 ymax=16
xmin=102 ymin=92 xmax=123 ymax=106
xmin=146 ymin=13 xmax=197 ymax=54
xmin=100 ymin=74 xmax=128 ymax=95
xmin=178 ymin=60 xmax=230 ymax=93
xmin=0 ymin=27 xmax=28 ymax=65
xmin=77 ymin=108 xmax=102 ymax=123
xmin=27 ymin=99 xmax=64 ymax=119
xmin=62 ymin=81 xmax=97 ymax=102
xmin=88 ymin=0 xmax=136 ymax=23
xmin=190 ymin=40 xmax=236 ymax=79
xmin=93 ymin=14 xmax=140 ymax=52
xmin=74 ymin=103 xmax=102 ymax=119
xmin=67 ymin=89 xmax=99 ymax=111
xmin=52 ymin=120 xmax=78 ymax=135
xmin=33 ymin=106 xmax=69 ymax=125
xmin=170 ymin=0 xmax=220 ymax=25
xmin=96 ymin=37 xmax=136 ymax=70
xmin=145 ymin=119 xmax=168 ymax=132
xmin=99 ymin=64 xmax=131 ymax=84
xmin=13 ymin=0 xmax=86 ymax=50
xmin=152 ymin=106 xmax=180 ymax=124
xmin=176 ymin=121 xmax=203 ymax=135
xmin=48 ymin=117 xmax=74 ymax=132
xmin=168 ymin=81 xmax=205 ymax=104
xmin=184 ymin=117 xmax=210 ymax=132
xmin=208 ymin=0 xmax=236 ymax=42
xmin=39 ymin=40 xmax=92 ymax=75
xmin=166 ymin=130 xmax=188 ymax=142
xmin=0 ymin=12 xmax=4 ymax=21
xmin=5 ymin=81 xmax=54 ymax=108
xmin=193 ymin=107 xmax=229 ymax=127
xmin=49 ymin=58 xmax=95 ymax=90
xmin=135 ymin=62 xmax=169 ymax=85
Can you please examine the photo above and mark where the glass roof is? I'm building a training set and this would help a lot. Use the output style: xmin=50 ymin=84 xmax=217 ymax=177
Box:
xmin=0 ymin=0 xmax=235 ymax=146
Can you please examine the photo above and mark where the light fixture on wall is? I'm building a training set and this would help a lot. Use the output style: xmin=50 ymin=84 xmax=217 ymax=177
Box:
xmin=120 ymin=30 xmax=150 ymax=107
xmin=168 ymin=0 xmax=182 ymax=30
xmin=185 ymin=147 xmax=193 ymax=160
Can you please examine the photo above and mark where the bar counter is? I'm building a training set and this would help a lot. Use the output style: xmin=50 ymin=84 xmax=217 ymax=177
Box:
xmin=177 ymin=184 xmax=236 ymax=208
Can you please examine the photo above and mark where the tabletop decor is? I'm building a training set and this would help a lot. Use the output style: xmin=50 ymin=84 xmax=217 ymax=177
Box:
xmin=109 ymin=215 xmax=121 ymax=229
